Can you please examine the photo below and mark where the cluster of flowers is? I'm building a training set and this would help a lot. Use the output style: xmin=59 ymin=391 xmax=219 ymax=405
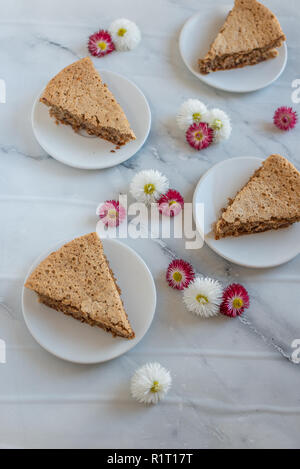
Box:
xmin=167 ymin=259 xmax=249 ymax=319
xmin=177 ymin=99 xmax=231 ymax=150
xmin=130 ymin=265 xmax=250 ymax=405
xmin=96 ymin=169 xmax=184 ymax=226
xmin=88 ymin=18 xmax=141 ymax=57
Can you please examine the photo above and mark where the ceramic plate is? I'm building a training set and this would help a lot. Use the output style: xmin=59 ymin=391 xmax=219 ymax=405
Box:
xmin=193 ymin=157 xmax=300 ymax=268
xmin=179 ymin=6 xmax=287 ymax=93
xmin=32 ymin=70 xmax=151 ymax=169
xmin=22 ymin=238 xmax=156 ymax=363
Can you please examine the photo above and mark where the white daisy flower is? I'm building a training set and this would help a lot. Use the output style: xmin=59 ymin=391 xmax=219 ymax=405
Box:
xmin=109 ymin=18 xmax=141 ymax=51
xmin=130 ymin=169 xmax=169 ymax=204
xmin=183 ymin=277 xmax=223 ymax=318
xmin=131 ymin=362 xmax=172 ymax=405
xmin=176 ymin=99 xmax=208 ymax=131
xmin=206 ymin=108 xmax=232 ymax=143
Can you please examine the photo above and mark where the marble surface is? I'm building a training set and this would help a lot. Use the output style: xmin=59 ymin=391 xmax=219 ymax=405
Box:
xmin=0 ymin=0 xmax=300 ymax=449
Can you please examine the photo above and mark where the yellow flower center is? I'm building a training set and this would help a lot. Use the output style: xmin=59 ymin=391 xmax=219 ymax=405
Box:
xmin=108 ymin=209 xmax=117 ymax=219
xmin=233 ymin=298 xmax=243 ymax=309
xmin=173 ymin=271 xmax=182 ymax=282
xmin=150 ymin=381 xmax=161 ymax=393
xmin=117 ymin=28 xmax=127 ymax=37
xmin=144 ymin=183 xmax=155 ymax=194
xmin=213 ymin=118 xmax=223 ymax=130
xmin=192 ymin=112 xmax=202 ymax=123
xmin=97 ymin=41 xmax=107 ymax=51
xmin=196 ymin=294 xmax=208 ymax=304
xmin=169 ymin=200 xmax=176 ymax=206
xmin=195 ymin=131 xmax=203 ymax=141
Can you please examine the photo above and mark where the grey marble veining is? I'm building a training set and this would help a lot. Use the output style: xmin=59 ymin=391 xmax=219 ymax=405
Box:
xmin=0 ymin=0 xmax=299 ymax=449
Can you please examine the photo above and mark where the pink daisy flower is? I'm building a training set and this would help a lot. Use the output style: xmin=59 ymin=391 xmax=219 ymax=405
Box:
xmin=273 ymin=106 xmax=298 ymax=131
xmin=220 ymin=283 xmax=250 ymax=318
xmin=186 ymin=122 xmax=213 ymax=150
xmin=166 ymin=259 xmax=195 ymax=290
xmin=96 ymin=200 xmax=126 ymax=227
xmin=158 ymin=189 xmax=184 ymax=217
xmin=88 ymin=30 xmax=115 ymax=57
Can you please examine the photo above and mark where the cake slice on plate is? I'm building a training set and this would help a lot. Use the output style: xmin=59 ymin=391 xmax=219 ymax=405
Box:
xmin=214 ymin=154 xmax=300 ymax=239
xmin=25 ymin=232 xmax=135 ymax=339
xmin=40 ymin=57 xmax=136 ymax=146
xmin=199 ymin=0 xmax=286 ymax=74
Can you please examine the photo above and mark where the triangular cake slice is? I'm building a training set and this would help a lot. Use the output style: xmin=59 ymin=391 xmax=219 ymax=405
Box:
xmin=199 ymin=0 xmax=286 ymax=74
xmin=214 ymin=154 xmax=300 ymax=239
xmin=25 ymin=233 xmax=135 ymax=339
xmin=40 ymin=57 xmax=136 ymax=146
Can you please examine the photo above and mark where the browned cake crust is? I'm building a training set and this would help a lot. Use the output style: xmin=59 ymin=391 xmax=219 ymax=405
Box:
xmin=199 ymin=45 xmax=280 ymax=75
xmin=215 ymin=215 xmax=297 ymax=239
xmin=40 ymin=57 xmax=136 ymax=146
xmin=199 ymin=0 xmax=286 ymax=74
xmin=25 ymin=232 xmax=135 ymax=339
xmin=214 ymin=154 xmax=300 ymax=239
xmin=37 ymin=294 xmax=131 ymax=338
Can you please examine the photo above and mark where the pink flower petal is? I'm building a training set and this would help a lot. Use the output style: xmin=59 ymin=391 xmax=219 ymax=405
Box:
xmin=88 ymin=30 xmax=115 ymax=57
xmin=220 ymin=283 xmax=250 ymax=318
xmin=166 ymin=259 xmax=195 ymax=290
xmin=158 ymin=189 xmax=184 ymax=217
xmin=97 ymin=200 xmax=126 ymax=227
xmin=186 ymin=122 xmax=213 ymax=150
xmin=273 ymin=106 xmax=298 ymax=131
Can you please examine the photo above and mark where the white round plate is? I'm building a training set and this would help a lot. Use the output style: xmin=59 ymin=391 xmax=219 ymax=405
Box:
xmin=179 ymin=6 xmax=287 ymax=93
xmin=32 ymin=70 xmax=151 ymax=169
xmin=22 ymin=238 xmax=156 ymax=364
xmin=193 ymin=157 xmax=300 ymax=268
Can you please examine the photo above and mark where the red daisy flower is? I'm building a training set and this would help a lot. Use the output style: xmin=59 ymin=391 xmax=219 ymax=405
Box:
xmin=220 ymin=283 xmax=250 ymax=318
xmin=88 ymin=30 xmax=115 ymax=57
xmin=186 ymin=122 xmax=213 ymax=150
xmin=273 ymin=106 xmax=298 ymax=131
xmin=166 ymin=259 xmax=195 ymax=290
xmin=158 ymin=189 xmax=184 ymax=217
xmin=96 ymin=200 xmax=126 ymax=227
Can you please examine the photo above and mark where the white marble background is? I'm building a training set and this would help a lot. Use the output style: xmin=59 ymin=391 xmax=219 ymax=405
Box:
xmin=0 ymin=0 xmax=300 ymax=449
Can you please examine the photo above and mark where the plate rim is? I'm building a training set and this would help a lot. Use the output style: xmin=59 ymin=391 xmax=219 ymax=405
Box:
xmin=22 ymin=236 xmax=157 ymax=364
xmin=193 ymin=156 xmax=300 ymax=269
xmin=31 ymin=69 xmax=151 ymax=170
xmin=179 ymin=8 xmax=288 ymax=93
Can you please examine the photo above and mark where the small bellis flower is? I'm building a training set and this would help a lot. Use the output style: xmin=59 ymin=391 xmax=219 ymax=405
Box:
xmin=88 ymin=30 xmax=115 ymax=57
xmin=109 ymin=18 xmax=141 ymax=51
xmin=166 ymin=259 xmax=195 ymax=290
xmin=130 ymin=362 xmax=172 ymax=405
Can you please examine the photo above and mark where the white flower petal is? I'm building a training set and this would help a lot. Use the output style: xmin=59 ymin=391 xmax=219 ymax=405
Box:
xmin=176 ymin=99 xmax=208 ymax=131
xmin=129 ymin=169 xmax=169 ymax=204
xmin=183 ymin=277 xmax=223 ymax=318
xmin=206 ymin=108 xmax=231 ymax=142
xmin=131 ymin=362 xmax=172 ymax=404
xmin=109 ymin=18 xmax=141 ymax=51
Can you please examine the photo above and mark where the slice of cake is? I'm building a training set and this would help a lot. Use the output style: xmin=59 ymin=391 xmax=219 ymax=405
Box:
xmin=199 ymin=0 xmax=286 ymax=74
xmin=40 ymin=57 xmax=136 ymax=146
xmin=214 ymin=154 xmax=300 ymax=239
xmin=25 ymin=233 xmax=135 ymax=339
